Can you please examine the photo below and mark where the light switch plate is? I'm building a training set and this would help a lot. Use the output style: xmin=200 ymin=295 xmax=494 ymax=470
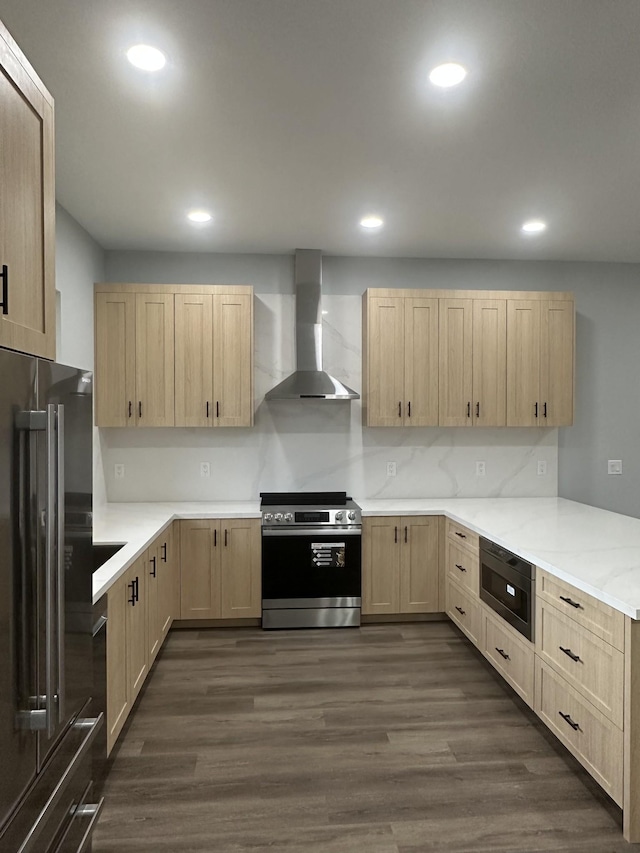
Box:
xmin=537 ymin=460 xmax=547 ymax=476
xmin=200 ymin=462 xmax=211 ymax=478
xmin=475 ymin=461 xmax=486 ymax=477
xmin=608 ymin=459 xmax=623 ymax=475
xmin=386 ymin=461 xmax=397 ymax=477
xmin=114 ymin=464 xmax=125 ymax=480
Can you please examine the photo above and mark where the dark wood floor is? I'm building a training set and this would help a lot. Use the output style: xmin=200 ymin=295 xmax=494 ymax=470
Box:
xmin=93 ymin=622 xmax=638 ymax=852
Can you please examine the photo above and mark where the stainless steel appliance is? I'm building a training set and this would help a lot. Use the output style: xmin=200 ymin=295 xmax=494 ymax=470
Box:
xmin=480 ymin=537 xmax=535 ymax=641
xmin=0 ymin=350 xmax=103 ymax=853
xmin=261 ymin=491 xmax=362 ymax=629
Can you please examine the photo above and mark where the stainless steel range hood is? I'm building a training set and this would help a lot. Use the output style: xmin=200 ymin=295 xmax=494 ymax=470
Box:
xmin=265 ymin=249 xmax=359 ymax=400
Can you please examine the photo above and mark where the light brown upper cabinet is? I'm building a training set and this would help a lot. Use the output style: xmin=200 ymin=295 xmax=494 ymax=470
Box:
xmin=362 ymin=292 xmax=438 ymax=426
xmin=94 ymin=289 xmax=174 ymax=426
xmin=95 ymin=284 xmax=254 ymax=428
xmin=363 ymin=288 xmax=573 ymax=428
xmin=174 ymin=291 xmax=254 ymax=427
xmin=506 ymin=299 xmax=574 ymax=427
xmin=0 ymin=21 xmax=55 ymax=360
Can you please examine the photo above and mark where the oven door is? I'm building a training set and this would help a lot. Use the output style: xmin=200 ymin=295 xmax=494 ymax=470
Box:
xmin=262 ymin=527 xmax=362 ymax=603
xmin=480 ymin=550 xmax=534 ymax=641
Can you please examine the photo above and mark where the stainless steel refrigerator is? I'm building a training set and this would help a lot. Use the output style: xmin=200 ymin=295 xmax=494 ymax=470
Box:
xmin=0 ymin=350 xmax=103 ymax=853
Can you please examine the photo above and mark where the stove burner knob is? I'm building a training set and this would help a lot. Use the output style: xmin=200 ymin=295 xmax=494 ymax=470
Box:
xmin=335 ymin=511 xmax=345 ymax=522
xmin=348 ymin=510 xmax=357 ymax=521
xmin=274 ymin=513 xmax=284 ymax=522
xmin=264 ymin=513 xmax=274 ymax=522
xmin=284 ymin=513 xmax=294 ymax=522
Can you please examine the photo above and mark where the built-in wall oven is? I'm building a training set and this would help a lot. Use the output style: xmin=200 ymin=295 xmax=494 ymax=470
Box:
xmin=480 ymin=537 xmax=535 ymax=641
xmin=261 ymin=491 xmax=362 ymax=629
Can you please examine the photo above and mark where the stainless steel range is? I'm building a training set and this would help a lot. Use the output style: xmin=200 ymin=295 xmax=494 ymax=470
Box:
xmin=261 ymin=491 xmax=362 ymax=629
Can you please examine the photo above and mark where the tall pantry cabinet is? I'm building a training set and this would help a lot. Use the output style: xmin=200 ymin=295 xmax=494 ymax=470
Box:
xmin=0 ymin=20 xmax=56 ymax=360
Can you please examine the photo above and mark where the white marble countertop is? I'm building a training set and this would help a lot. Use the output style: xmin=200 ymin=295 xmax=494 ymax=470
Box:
xmin=93 ymin=497 xmax=640 ymax=619
xmin=93 ymin=502 xmax=260 ymax=602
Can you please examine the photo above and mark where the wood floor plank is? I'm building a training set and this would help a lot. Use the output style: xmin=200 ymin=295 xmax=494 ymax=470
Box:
xmin=93 ymin=623 xmax=637 ymax=852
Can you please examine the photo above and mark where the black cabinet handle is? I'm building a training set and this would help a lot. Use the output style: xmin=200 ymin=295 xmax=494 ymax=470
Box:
xmin=216 ymin=401 xmax=220 ymax=418
xmin=559 ymin=595 xmax=581 ymax=609
xmin=394 ymin=526 xmax=398 ymax=544
xmin=455 ymin=606 xmax=466 ymax=616
xmin=558 ymin=711 xmax=580 ymax=731
xmin=543 ymin=402 xmax=548 ymax=418
xmin=0 ymin=264 xmax=8 ymax=315
xmin=495 ymin=647 xmax=510 ymax=660
xmin=128 ymin=401 xmax=132 ymax=418
xmin=161 ymin=542 xmax=167 ymax=562
xmin=404 ymin=525 xmax=408 ymax=543
xmin=455 ymin=531 xmax=467 ymax=539
xmin=150 ymin=556 xmax=156 ymax=578
xmin=467 ymin=401 xmax=471 ymax=418
xmin=213 ymin=528 xmax=217 ymax=547
xmin=559 ymin=646 xmax=581 ymax=663
xmin=398 ymin=402 xmax=402 ymax=418
xmin=407 ymin=401 xmax=411 ymax=418
xmin=534 ymin=402 xmax=538 ymax=418
xmin=224 ymin=528 xmax=228 ymax=547
xmin=476 ymin=402 xmax=480 ymax=418
xmin=134 ymin=576 xmax=139 ymax=603
xmin=206 ymin=401 xmax=210 ymax=418
xmin=455 ymin=563 xmax=466 ymax=572
xmin=128 ymin=581 xmax=136 ymax=606
xmin=138 ymin=401 xmax=142 ymax=418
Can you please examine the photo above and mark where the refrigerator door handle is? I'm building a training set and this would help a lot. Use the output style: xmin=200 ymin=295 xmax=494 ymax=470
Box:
xmin=45 ymin=404 xmax=57 ymax=739
xmin=56 ymin=404 xmax=66 ymax=724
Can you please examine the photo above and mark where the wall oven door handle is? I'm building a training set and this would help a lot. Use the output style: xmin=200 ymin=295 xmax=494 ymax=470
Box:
xmin=56 ymin=405 xmax=66 ymax=724
xmin=262 ymin=527 xmax=362 ymax=537
xmin=45 ymin=404 xmax=57 ymax=739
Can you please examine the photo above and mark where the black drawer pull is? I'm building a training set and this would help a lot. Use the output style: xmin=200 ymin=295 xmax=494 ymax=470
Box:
xmin=128 ymin=581 xmax=136 ymax=606
xmin=407 ymin=401 xmax=411 ymax=418
xmin=138 ymin=401 xmax=142 ymax=418
xmin=543 ymin=401 xmax=548 ymax=418
xmin=455 ymin=563 xmax=467 ymax=572
xmin=476 ymin=401 xmax=480 ymax=418
xmin=161 ymin=542 xmax=167 ymax=562
xmin=404 ymin=526 xmax=408 ymax=544
xmin=224 ymin=528 xmax=228 ymax=547
xmin=467 ymin=401 xmax=471 ymax=418
xmin=394 ymin=526 xmax=398 ymax=544
xmin=134 ymin=576 xmax=139 ymax=603
xmin=455 ymin=606 xmax=466 ymax=616
xmin=559 ymin=711 xmax=580 ymax=731
xmin=559 ymin=646 xmax=581 ymax=663
xmin=534 ymin=401 xmax=538 ymax=418
xmin=495 ymin=647 xmax=510 ymax=661
xmin=128 ymin=401 xmax=132 ymax=418
xmin=455 ymin=531 xmax=466 ymax=539
xmin=559 ymin=595 xmax=581 ymax=609
xmin=0 ymin=264 xmax=8 ymax=314
xmin=150 ymin=556 xmax=156 ymax=578
xmin=216 ymin=400 xmax=220 ymax=418
xmin=398 ymin=401 xmax=402 ymax=418
xmin=206 ymin=401 xmax=210 ymax=418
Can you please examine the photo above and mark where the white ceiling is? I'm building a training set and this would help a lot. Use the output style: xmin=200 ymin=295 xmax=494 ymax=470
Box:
xmin=2 ymin=0 xmax=640 ymax=261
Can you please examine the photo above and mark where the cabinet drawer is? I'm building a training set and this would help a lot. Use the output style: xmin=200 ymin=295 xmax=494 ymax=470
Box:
xmin=446 ymin=576 xmax=481 ymax=646
xmin=535 ymin=658 xmax=623 ymax=806
xmin=536 ymin=600 xmax=624 ymax=727
xmin=446 ymin=539 xmax=479 ymax=596
xmin=481 ymin=606 xmax=535 ymax=707
xmin=447 ymin=519 xmax=479 ymax=553
xmin=538 ymin=569 xmax=625 ymax=652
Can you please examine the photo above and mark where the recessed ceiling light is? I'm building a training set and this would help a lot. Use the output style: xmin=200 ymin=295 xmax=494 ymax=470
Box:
xmin=429 ymin=62 xmax=467 ymax=88
xmin=521 ymin=219 xmax=547 ymax=234
xmin=360 ymin=215 xmax=384 ymax=229
xmin=126 ymin=44 xmax=166 ymax=72
xmin=187 ymin=210 xmax=213 ymax=223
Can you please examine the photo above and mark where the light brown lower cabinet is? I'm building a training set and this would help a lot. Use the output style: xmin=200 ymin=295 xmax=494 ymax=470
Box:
xmin=362 ymin=516 xmax=439 ymax=615
xmin=180 ymin=518 xmax=261 ymax=619
xmin=479 ymin=605 xmax=534 ymax=707
xmin=445 ymin=575 xmax=481 ymax=645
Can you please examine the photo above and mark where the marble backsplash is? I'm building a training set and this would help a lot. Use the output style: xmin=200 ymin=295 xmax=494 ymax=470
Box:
xmin=101 ymin=293 xmax=558 ymax=502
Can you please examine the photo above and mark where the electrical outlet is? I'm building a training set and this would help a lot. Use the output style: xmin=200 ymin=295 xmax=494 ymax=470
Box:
xmin=608 ymin=459 xmax=623 ymax=475
xmin=475 ymin=461 xmax=486 ymax=477
xmin=386 ymin=461 xmax=397 ymax=477
xmin=114 ymin=464 xmax=125 ymax=480
xmin=537 ymin=460 xmax=547 ymax=476
xmin=200 ymin=462 xmax=211 ymax=478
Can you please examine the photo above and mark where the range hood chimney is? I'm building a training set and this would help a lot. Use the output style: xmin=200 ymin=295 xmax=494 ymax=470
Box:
xmin=265 ymin=249 xmax=359 ymax=400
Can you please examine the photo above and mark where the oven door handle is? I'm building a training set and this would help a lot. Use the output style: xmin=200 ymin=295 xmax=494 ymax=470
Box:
xmin=262 ymin=527 xmax=362 ymax=537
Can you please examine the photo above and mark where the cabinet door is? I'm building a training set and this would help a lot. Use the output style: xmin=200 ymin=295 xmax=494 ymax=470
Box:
xmin=106 ymin=574 xmax=129 ymax=755
xmin=175 ymin=294 xmax=213 ymax=427
xmin=95 ymin=292 xmax=136 ymax=427
xmin=506 ymin=300 xmax=540 ymax=426
xmin=366 ymin=297 xmax=405 ymax=426
xmin=146 ymin=544 xmax=162 ymax=666
xmin=439 ymin=299 xmax=473 ymax=427
xmin=540 ymin=300 xmax=574 ymax=427
xmin=472 ymin=299 xmax=506 ymax=426
xmin=400 ymin=516 xmax=439 ymax=612
xmin=220 ymin=519 xmax=261 ymax=618
xmin=404 ymin=298 xmax=438 ymax=426
xmin=180 ymin=520 xmax=220 ymax=619
xmin=362 ymin=517 xmax=401 ymax=614
xmin=0 ymin=25 xmax=55 ymax=360
xmin=126 ymin=557 xmax=148 ymax=704
xmin=135 ymin=293 xmax=175 ymax=427
xmin=213 ymin=294 xmax=253 ymax=427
